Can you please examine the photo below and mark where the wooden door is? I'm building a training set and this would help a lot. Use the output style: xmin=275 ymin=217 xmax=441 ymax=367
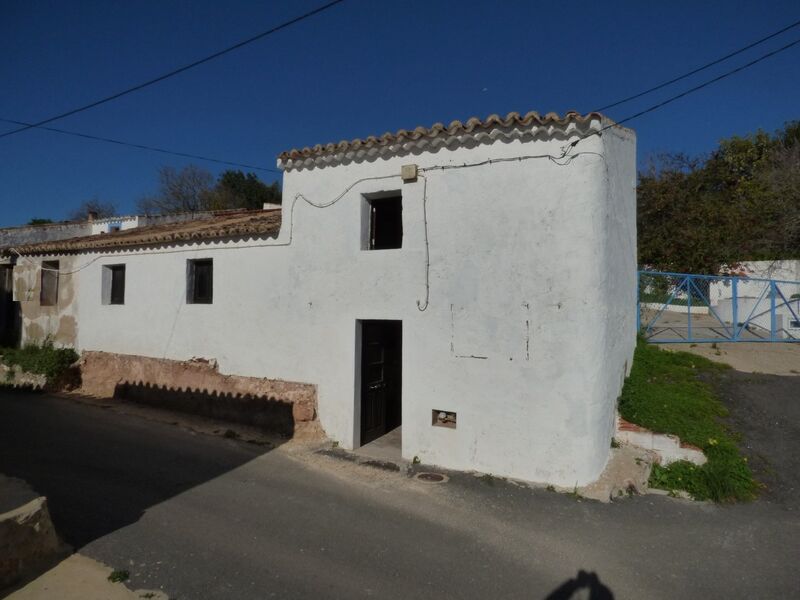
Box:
xmin=360 ymin=321 xmax=402 ymax=445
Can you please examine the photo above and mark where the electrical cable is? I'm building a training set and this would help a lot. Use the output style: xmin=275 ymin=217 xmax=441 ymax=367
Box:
xmin=0 ymin=117 xmax=279 ymax=173
xmin=571 ymin=36 xmax=800 ymax=152
xmin=8 ymin=150 xmax=604 ymax=312
xmin=0 ymin=0 xmax=346 ymax=140
xmin=593 ymin=18 xmax=800 ymax=112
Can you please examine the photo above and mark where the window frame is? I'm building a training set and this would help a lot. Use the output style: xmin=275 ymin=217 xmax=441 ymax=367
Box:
xmin=362 ymin=192 xmax=403 ymax=251
xmin=40 ymin=260 xmax=59 ymax=306
xmin=102 ymin=264 xmax=126 ymax=305
xmin=186 ymin=258 xmax=213 ymax=304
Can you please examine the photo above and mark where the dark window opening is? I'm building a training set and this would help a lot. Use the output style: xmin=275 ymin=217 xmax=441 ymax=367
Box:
xmin=40 ymin=260 xmax=59 ymax=306
xmin=109 ymin=265 xmax=125 ymax=304
xmin=187 ymin=259 xmax=213 ymax=304
xmin=368 ymin=195 xmax=403 ymax=250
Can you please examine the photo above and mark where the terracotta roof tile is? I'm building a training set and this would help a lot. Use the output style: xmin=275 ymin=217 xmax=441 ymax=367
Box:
xmin=278 ymin=110 xmax=606 ymax=164
xmin=7 ymin=209 xmax=282 ymax=255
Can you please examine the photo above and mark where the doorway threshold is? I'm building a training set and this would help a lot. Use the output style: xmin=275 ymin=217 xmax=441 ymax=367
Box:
xmin=354 ymin=426 xmax=402 ymax=463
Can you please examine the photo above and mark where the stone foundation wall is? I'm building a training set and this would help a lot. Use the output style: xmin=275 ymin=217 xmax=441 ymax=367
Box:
xmin=77 ymin=351 xmax=318 ymax=436
xmin=0 ymin=496 xmax=61 ymax=590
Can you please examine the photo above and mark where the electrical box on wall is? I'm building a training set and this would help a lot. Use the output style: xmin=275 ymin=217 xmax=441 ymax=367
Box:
xmin=432 ymin=409 xmax=456 ymax=429
xmin=401 ymin=164 xmax=418 ymax=182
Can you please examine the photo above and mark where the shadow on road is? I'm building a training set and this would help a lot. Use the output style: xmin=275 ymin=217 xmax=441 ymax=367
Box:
xmin=545 ymin=570 xmax=614 ymax=599
xmin=0 ymin=389 xmax=281 ymax=549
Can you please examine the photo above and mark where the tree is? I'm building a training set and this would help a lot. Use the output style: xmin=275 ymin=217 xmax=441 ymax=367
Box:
xmin=637 ymin=121 xmax=800 ymax=274
xmin=67 ymin=199 xmax=117 ymax=222
xmin=137 ymin=166 xmax=281 ymax=214
xmin=205 ymin=170 xmax=282 ymax=210
xmin=28 ymin=218 xmax=53 ymax=225
xmin=137 ymin=165 xmax=215 ymax=214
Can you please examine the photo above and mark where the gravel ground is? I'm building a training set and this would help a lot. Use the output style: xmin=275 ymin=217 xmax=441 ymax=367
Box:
xmin=719 ymin=370 xmax=800 ymax=508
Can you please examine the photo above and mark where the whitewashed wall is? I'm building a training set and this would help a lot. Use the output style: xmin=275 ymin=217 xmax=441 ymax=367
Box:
xmin=17 ymin=120 xmax=636 ymax=486
xmin=710 ymin=260 xmax=800 ymax=306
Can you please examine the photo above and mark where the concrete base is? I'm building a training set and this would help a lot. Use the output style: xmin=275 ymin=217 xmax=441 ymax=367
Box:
xmin=577 ymin=445 xmax=656 ymax=503
xmin=617 ymin=416 xmax=707 ymax=466
xmin=353 ymin=426 xmax=402 ymax=463
xmin=5 ymin=554 xmax=168 ymax=600
xmin=0 ymin=477 xmax=63 ymax=590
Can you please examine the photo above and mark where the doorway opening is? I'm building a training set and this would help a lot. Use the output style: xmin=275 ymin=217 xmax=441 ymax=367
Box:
xmin=358 ymin=320 xmax=402 ymax=455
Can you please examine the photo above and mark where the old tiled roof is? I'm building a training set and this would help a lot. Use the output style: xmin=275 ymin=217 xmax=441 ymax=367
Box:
xmin=278 ymin=110 xmax=607 ymax=166
xmin=7 ymin=209 xmax=282 ymax=255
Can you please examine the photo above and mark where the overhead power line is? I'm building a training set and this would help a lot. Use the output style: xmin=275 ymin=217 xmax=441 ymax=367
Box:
xmin=592 ymin=17 xmax=800 ymax=113
xmin=0 ymin=0 xmax=346 ymax=141
xmin=573 ymin=36 xmax=800 ymax=150
xmin=0 ymin=117 xmax=280 ymax=173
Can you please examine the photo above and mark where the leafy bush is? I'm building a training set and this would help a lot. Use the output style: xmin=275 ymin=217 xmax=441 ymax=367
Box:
xmin=619 ymin=339 xmax=758 ymax=502
xmin=0 ymin=340 xmax=79 ymax=383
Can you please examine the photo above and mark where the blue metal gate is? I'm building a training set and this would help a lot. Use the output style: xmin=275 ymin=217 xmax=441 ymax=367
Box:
xmin=638 ymin=271 xmax=800 ymax=343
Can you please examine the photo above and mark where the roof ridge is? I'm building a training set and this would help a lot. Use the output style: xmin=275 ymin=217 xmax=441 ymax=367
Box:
xmin=278 ymin=110 xmax=606 ymax=166
xmin=6 ymin=209 xmax=282 ymax=255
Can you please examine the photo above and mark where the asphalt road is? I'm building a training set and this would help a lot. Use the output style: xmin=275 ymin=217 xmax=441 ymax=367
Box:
xmin=1 ymin=387 xmax=798 ymax=600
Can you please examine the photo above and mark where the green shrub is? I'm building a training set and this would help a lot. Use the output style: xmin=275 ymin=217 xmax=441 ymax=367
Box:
xmin=0 ymin=339 xmax=79 ymax=383
xmin=619 ymin=339 xmax=758 ymax=502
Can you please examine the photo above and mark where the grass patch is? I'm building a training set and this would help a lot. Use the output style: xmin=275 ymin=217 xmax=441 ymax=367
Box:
xmin=619 ymin=338 xmax=758 ymax=502
xmin=0 ymin=339 xmax=78 ymax=383
xmin=108 ymin=569 xmax=130 ymax=583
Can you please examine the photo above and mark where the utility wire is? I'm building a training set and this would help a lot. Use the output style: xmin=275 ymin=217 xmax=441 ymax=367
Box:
xmin=0 ymin=116 xmax=280 ymax=173
xmin=593 ymin=17 xmax=800 ymax=112
xmin=0 ymin=0 xmax=346 ymax=140
xmin=573 ymin=36 xmax=800 ymax=150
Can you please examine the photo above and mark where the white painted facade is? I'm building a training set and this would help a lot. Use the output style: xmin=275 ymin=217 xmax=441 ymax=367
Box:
xmin=13 ymin=114 xmax=637 ymax=486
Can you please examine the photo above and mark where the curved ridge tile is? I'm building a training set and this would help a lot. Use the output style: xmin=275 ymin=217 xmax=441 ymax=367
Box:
xmin=278 ymin=110 xmax=613 ymax=170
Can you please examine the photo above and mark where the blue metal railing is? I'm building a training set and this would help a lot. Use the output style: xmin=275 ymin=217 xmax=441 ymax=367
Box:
xmin=638 ymin=270 xmax=800 ymax=343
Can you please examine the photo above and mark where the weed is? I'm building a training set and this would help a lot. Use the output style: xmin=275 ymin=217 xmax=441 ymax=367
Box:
xmin=140 ymin=594 xmax=156 ymax=599
xmin=545 ymin=484 xmax=556 ymax=492
xmin=610 ymin=437 xmax=621 ymax=449
xmin=618 ymin=339 xmax=757 ymax=502
xmin=412 ymin=455 xmax=421 ymax=465
xmin=568 ymin=484 xmax=583 ymax=500
xmin=0 ymin=339 xmax=78 ymax=383
xmin=223 ymin=429 xmax=239 ymax=439
xmin=108 ymin=569 xmax=129 ymax=583
xmin=479 ymin=473 xmax=497 ymax=486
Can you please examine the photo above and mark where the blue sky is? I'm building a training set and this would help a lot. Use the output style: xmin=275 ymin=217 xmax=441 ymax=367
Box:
xmin=1 ymin=0 xmax=798 ymax=227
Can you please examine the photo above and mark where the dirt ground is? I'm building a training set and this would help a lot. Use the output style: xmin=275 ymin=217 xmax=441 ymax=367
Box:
xmin=719 ymin=370 xmax=800 ymax=507
xmin=657 ymin=340 xmax=800 ymax=375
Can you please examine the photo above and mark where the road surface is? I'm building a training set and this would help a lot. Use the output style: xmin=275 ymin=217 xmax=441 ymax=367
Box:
xmin=0 ymin=386 xmax=797 ymax=599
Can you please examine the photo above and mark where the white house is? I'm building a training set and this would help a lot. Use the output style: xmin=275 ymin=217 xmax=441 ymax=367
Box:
xmin=710 ymin=260 xmax=800 ymax=338
xmin=4 ymin=110 xmax=637 ymax=486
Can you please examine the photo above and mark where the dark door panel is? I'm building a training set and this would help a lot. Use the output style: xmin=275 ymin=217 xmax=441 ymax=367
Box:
xmin=360 ymin=321 xmax=402 ymax=445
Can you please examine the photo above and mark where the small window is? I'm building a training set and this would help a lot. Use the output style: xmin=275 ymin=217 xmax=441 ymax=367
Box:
xmin=40 ymin=260 xmax=59 ymax=306
xmin=367 ymin=195 xmax=402 ymax=250
xmin=790 ymin=319 xmax=800 ymax=329
xmin=187 ymin=259 xmax=213 ymax=304
xmin=102 ymin=265 xmax=126 ymax=305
